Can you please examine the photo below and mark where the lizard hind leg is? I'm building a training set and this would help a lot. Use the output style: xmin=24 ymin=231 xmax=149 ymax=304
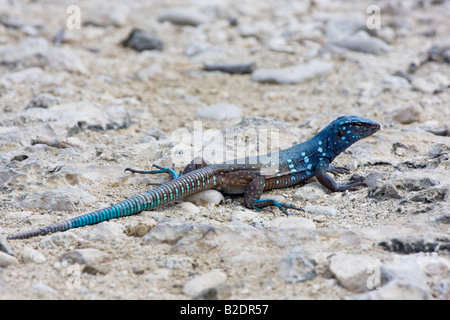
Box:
xmin=243 ymin=175 xmax=304 ymax=216
xmin=181 ymin=156 xmax=210 ymax=174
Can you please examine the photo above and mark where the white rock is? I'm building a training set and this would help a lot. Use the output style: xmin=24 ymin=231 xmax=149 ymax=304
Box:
xmin=32 ymin=282 xmax=57 ymax=294
xmin=182 ymin=269 xmax=227 ymax=297
xmin=304 ymin=204 xmax=338 ymax=216
xmin=158 ymin=7 xmax=209 ymax=26
xmin=144 ymin=268 xmax=170 ymax=281
xmin=251 ymin=59 xmax=333 ymax=84
xmin=195 ymin=103 xmax=242 ymax=121
xmin=176 ymin=201 xmax=201 ymax=214
xmin=132 ymin=65 xmax=163 ymax=81
xmin=231 ymin=208 xmax=258 ymax=222
xmin=329 ymin=252 xmax=381 ymax=293
xmin=184 ymin=190 xmax=225 ymax=206
xmin=269 ymin=217 xmax=316 ymax=231
xmin=0 ymin=251 xmax=19 ymax=268
xmin=22 ymin=247 xmax=46 ymax=264
xmin=293 ymin=182 xmax=328 ymax=202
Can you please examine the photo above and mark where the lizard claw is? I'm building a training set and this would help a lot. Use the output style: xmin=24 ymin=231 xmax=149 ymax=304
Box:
xmin=327 ymin=166 xmax=351 ymax=176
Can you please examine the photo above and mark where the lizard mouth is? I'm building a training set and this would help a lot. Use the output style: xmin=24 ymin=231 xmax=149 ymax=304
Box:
xmin=372 ymin=122 xmax=381 ymax=131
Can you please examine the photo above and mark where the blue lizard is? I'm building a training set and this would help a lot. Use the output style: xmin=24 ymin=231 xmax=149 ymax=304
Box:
xmin=7 ymin=116 xmax=380 ymax=240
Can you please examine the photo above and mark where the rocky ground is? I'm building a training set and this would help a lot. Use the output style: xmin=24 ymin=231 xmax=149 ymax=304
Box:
xmin=0 ymin=0 xmax=449 ymax=300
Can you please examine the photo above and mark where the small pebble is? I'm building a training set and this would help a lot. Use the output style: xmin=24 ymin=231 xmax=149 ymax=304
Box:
xmin=158 ymin=7 xmax=209 ymax=26
xmin=122 ymin=28 xmax=163 ymax=52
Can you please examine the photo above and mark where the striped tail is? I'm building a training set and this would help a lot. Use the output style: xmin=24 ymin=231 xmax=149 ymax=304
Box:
xmin=7 ymin=166 xmax=217 ymax=240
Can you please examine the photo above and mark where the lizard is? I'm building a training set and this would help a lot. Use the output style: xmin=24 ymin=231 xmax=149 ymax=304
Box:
xmin=6 ymin=115 xmax=380 ymax=240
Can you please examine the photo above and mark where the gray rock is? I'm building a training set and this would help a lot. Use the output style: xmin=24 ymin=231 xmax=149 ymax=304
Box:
xmin=27 ymin=93 xmax=59 ymax=109
xmin=369 ymin=183 xmax=403 ymax=200
xmin=143 ymin=220 xmax=215 ymax=250
xmin=196 ymin=103 xmax=242 ymax=121
xmin=132 ymin=65 xmax=163 ymax=81
xmin=393 ymin=105 xmax=422 ymax=124
xmin=182 ymin=269 xmax=227 ymax=297
xmin=0 ymin=237 xmax=14 ymax=256
xmin=39 ymin=232 xmax=83 ymax=248
xmin=203 ymin=61 xmax=255 ymax=74
xmin=379 ymin=233 xmax=450 ymax=253
xmin=158 ymin=7 xmax=209 ymax=26
xmin=381 ymin=75 xmax=411 ymax=91
xmin=326 ymin=31 xmax=391 ymax=55
xmin=121 ymin=28 xmax=163 ymax=52
xmin=61 ymin=248 xmax=110 ymax=274
xmin=184 ymin=42 xmax=215 ymax=57
xmin=350 ymin=280 xmax=432 ymax=300
xmin=329 ymin=253 xmax=381 ymax=293
xmin=391 ymin=177 xmax=437 ymax=192
xmin=432 ymin=277 xmax=450 ymax=299
xmin=279 ymin=246 xmax=317 ymax=283
xmin=411 ymin=72 xmax=449 ymax=94
xmin=32 ymin=282 xmax=57 ymax=295
xmin=408 ymin=187 xmax=448 ymax=203
xmin=16 ymin=102 xmax=131 ymax=133
xmin=0 ymin=37 xmax=88 ymax=74
xmin=363 ymin=172 xmax=383 ymax=189
xmin=251 ymin=59 xmax=333 ymax=84
xmin=18 ymin=185 xmax=97 ymax=211
xmin=324 ymin=14 xmax=366 ymax=38
xmin=0 ymin=67 xmax=61 ymax=87
xmin=352 ymin=257 xmax=433 ymax=300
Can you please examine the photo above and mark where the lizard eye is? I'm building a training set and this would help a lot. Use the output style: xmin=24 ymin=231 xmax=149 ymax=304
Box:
xmin=337 ymin=130 xmax=344 ymax=138
xmin=355 ymin=122 xmax=363 ymax=127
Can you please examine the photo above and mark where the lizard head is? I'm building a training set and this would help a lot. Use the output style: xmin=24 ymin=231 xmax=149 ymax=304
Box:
xmin=331 ymin=116 xmax=380 ymax=152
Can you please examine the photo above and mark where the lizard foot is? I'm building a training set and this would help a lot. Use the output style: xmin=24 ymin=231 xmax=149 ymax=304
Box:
xmin=125 ymin=164 xmax=180 ymax=179
xmin=253 ymin=199 xmax=304 ymax=216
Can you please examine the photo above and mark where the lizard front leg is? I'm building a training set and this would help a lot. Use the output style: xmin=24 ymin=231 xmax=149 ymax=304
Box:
xmin=316 ymin=166 xmax=366 ymax=192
